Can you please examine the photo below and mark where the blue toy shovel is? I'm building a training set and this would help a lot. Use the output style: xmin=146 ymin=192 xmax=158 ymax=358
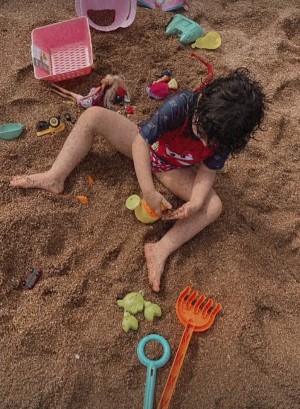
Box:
xmin=137 ymin=334 xmax=171 ymax=409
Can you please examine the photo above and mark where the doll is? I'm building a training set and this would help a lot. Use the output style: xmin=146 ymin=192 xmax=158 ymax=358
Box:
xmin=49 ymin=74 xmax=130 ymax=109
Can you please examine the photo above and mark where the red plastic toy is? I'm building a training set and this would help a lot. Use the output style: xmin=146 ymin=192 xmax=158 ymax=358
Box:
xmin=191 ymin=52 xmax=214 ymax=93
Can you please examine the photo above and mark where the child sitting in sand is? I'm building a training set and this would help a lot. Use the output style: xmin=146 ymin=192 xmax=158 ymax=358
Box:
xmin=10 ymin=68 xmax=265 ymax=292
xmin=49 ymin=74 xmax=129 ymax=109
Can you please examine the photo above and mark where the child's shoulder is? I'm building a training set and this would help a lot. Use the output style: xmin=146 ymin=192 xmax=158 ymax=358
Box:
xmin=171 ymin=89 xmax=196 ymax=102
xmin=164 ymin=89 xmax=197 ymax=114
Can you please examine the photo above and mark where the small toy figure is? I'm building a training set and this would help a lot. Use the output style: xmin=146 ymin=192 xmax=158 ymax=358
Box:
xmin=146 ymin=69 xmax=178 ymax=100
xmin=36 ymin=116 xmax=65 ymax=136
xmin=49 ymin=74 xmax=130 ymax=109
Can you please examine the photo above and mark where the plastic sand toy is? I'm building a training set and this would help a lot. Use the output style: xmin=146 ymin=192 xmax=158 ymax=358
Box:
xmin=126 ymin=194 xmax=162 ymax=224
xmin=31 ymin=17 xmax=93 ymax=82
xmin=157 ymin=287 xmax=222 ymax=408
xmin=137 ymin=0 xmax=186 ymax=11
xmin=190 ymin=52 xmax=214 ymax=93
xmin=0 ymin=123 xmax=24 ymax=140
xmin=191 ymin=31 xmax=222 ymax=50
xmin=117 ymin=291 xmax=162 ymax=332
xmin=36 ymin=116 xmax=65 ymax=136
xmin=117 ymin=291 xmax=146 ymax=315
xmin=122 ymin=311 xmax=139 ymax=332
xmin=137 ymin=334 xmax=171 ymax=409
xmin=165 ymin=14 xmax=204 ymax=44
xmin=76 ymin=0 xmax=137 ymax=32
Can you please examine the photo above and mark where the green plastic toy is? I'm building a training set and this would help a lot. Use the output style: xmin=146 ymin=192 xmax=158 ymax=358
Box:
xmin=122 ymin=311 xmax=139 ymax=332
xmin=144 ymin=301 xmax=162 ymax=322
xmin=117 ymin=291 xmax=145 ymax=315
xmin=117 ymin=291 xmax=162 ymax=332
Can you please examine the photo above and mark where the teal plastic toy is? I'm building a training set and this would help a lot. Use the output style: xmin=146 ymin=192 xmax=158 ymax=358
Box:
xmin=137 ymin=0 xmax=186 ymax=11
xmin=0 ymin=123 xmax=24 ymax=140
xmin=137 ymin=334 xmax=171 ymax=409
xmin=117 ymin=292 xmax=162 ymax=332
xmin=165 ymin=14 xmax=204 ymax=44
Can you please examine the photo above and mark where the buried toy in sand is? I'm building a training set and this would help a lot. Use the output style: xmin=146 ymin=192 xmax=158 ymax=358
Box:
xmin=49 ymin=74 xmax=130 ymax=109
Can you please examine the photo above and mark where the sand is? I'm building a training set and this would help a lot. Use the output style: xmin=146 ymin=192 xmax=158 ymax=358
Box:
xmin=0 ymin=1 xmax=300 ymax=408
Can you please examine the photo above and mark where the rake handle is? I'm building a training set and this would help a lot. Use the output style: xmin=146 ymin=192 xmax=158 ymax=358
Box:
xmin=157 ymin=323 xmax=194 ymax=409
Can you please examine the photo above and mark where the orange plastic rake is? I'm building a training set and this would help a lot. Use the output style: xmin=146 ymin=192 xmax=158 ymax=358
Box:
xmin=157 ymin=287 xmax=222 ymax=409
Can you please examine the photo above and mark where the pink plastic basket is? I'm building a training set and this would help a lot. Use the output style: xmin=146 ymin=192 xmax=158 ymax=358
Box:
xmin=31 ymin=17 xmax=93 ymax=82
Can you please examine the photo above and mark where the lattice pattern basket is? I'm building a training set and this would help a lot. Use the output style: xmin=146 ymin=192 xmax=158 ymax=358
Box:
xmin=31 ymin=16 xmax=93 ymax=82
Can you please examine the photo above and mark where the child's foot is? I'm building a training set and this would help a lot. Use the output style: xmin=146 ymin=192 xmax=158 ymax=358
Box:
xmin=144 ymin=242 xmax=167 ymax=292
xmin=10 ymin=172 xmax=64 ymax=194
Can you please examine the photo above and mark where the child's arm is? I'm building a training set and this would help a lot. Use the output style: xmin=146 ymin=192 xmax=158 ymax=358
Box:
xmin=163 ymin=164 xmax=216 ymax=220
xmin=132 ymin=133 xmax=172 ymax=216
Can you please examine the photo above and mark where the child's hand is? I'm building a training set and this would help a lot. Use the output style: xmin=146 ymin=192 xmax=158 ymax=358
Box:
xmin=162 ymin=201 xmax=198 ymax=220
xmin=144 ymin=191 xmax=172 ymax=217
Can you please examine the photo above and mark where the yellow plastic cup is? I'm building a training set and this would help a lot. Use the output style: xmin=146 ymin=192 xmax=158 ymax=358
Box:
xmin=125 ymin=195 xmax=159 ymax=224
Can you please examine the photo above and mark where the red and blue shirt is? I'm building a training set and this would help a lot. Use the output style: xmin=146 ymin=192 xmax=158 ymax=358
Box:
xmin=139 ymin=91 xmax=228 ymax=172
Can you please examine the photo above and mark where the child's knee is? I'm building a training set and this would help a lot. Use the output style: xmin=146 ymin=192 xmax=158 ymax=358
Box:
xmin=84 ymin=106 xmax=104 ymax=119
xmin=80 ymin=106 xmax=107 ymax=129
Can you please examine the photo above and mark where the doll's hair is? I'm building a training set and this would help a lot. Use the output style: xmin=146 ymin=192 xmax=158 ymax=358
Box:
xmin=194 ymin=68 xmax=265 ymax=155
xmin=103 ymin=74 xmax=129 ymax=109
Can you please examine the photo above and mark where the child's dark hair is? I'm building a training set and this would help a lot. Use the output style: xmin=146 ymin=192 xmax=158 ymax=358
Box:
xmin=194 ymin=68 xmax=265 ymax=155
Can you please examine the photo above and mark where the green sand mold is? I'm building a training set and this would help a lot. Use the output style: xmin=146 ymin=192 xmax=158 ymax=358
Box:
xmin=117 ymin=291 xmax=162 ymax=332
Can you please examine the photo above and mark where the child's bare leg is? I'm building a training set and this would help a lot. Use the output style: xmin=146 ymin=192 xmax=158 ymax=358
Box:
xmin=145 ymin=167 xmax=222 ymax=292
xmin=10 ymin=107 xmax=137 ymax=193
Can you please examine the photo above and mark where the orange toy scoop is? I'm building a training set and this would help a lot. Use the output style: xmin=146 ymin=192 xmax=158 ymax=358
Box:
xmin=157 ymin=287 xmax=222 ymax=409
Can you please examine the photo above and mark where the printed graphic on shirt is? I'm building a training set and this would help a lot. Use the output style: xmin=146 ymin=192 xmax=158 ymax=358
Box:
xmin=152 ymin=140 xmax=197 ymax=166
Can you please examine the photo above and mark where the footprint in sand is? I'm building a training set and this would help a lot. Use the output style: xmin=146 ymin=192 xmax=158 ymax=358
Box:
xmin=101 ymin=245 xmax=122 ymax=269
xmin=281 ymin=15 xmax=300 ymax=42
xmin=272 ymin=77 xmax=300 ymax=119
xmin=44 ymin=230 xmax=67 ymax=257
xmin=277 ymin=14 xmax=300 ymax=56
xmin=15 ymin=64 xmax=34 ymax=83
xmin=125 ymin=364 xmax=141 ymax=390
xmin=0 ymin=314 xmax=12 ymax=339
xmin=238 ymin=296 xmax=280 ymax=372
xmin=272 ymin=115 xmax=288 ymax=146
